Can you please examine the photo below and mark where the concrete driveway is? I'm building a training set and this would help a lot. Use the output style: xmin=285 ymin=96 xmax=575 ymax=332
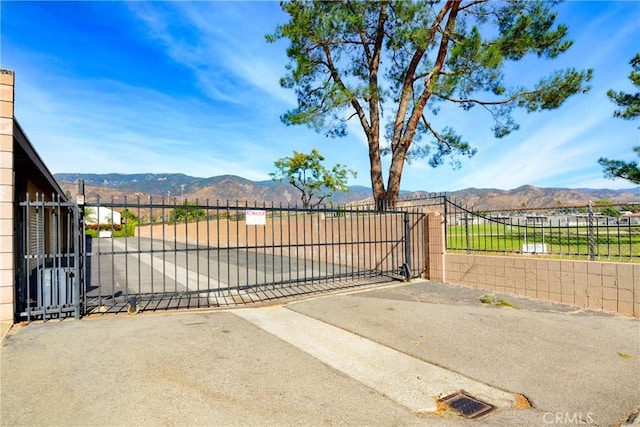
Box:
xmin=2 ymin=280 xmax=639 ymax=426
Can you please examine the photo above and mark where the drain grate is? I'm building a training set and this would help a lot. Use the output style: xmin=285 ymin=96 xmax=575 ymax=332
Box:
xmin=439 ymin=391 xmax=496 ymax=419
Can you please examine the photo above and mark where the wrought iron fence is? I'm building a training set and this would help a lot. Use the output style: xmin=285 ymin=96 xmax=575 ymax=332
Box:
xmin=80 ymin=196 xmax=426 ymax=314
xmin=444 ymin=198 xmax=640 ymax=261
xmin=17 ymin=193 xmax=82 ymax=321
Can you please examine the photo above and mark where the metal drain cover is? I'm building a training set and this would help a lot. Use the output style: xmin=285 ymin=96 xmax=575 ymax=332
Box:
xmin=440 ymin=391 xmax=496 ymax=419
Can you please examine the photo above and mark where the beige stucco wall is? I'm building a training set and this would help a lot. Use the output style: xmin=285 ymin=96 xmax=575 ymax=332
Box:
xmin=445 ymin=253 xmax=640 ymax=317
xmin=0 ymin=69 xmax=15 ymax=331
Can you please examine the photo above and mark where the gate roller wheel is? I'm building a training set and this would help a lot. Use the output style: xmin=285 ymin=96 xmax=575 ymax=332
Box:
xmin=127 ymin=303 xmax=140 ymax=315
xmin=127 ymin=296 xmax=140 ymax=315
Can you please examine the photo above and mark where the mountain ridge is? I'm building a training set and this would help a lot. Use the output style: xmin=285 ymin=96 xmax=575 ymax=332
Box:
xmin=54 ymin=173 xmax=640 ymax=211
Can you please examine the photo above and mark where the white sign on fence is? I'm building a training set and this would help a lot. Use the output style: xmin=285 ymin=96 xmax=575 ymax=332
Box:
xmin=522 ymin=243 xmax=547 ymax=254
xmin=246 ymin=209 xmax=266 ymax=225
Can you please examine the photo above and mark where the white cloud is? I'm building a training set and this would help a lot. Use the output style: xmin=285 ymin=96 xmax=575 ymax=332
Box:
xmin=126 ymin=2 xmax=294 ymax=106
xmin=7 ymin=0 xmax=639 ymax=195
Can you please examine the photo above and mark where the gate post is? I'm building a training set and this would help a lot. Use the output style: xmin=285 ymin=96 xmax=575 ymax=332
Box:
xmin=402 ymin=212 xmax=411 ymax=280
xmin=588 ymin=200 xmax=595 ymax=261
xmin=77 ymin=179 xmax=85 ymax=316
xmin=73 ymin=202 xmax=81 ymax=319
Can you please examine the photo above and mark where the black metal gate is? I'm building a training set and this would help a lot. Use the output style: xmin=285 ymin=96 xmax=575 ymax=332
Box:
xmin=17 ymin=193 xmax=82 ymax=321
xmin=80 ymin=197 xmax=426 ymax=315
xmin=16 ymin=191 xmax=426 ymax=320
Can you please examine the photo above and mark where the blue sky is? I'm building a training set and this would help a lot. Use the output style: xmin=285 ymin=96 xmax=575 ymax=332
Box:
xmin=1 ymin=1 xmax=639 ymax=192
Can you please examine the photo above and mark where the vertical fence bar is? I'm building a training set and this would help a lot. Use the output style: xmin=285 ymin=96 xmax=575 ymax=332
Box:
xmin=227 ymin=202 xmax=233 ymax=292
xmin=627 ymin=218 xmax=640 ymax=260
xmin=355 ymin=205 xmax=361 ymax=278
xmin=216 ymin=200 xmax=221 ymax=295
xmin=270 ymin=202 xmax=276 ymax=290
xmin=310 ymin=205 xmax=316 ymax=281
xmin=294 ymin=205 xmax=300 ymax=284
xmin=196 ymin=199 xmax=201 ymax=307
xmin=52 ymin=194 xmax=60 ymax=316
xmin=37 ymin=194 xmax=45 ymax=320
xmin=184 ymin=198 xmax=190 ymax=295
xmin=22 ymin=194 xmax=30 ymax=321
xmin=206 ymin=199 xmax=212 ymax=301
xmin=598 ymin=217 xmax=611 ymax=259
xmin=236 ymin=202 xmax=241 ymax=291
xmin=566 ymin=215 xmax=571 ymax=256
xmin=261 ymin=201 xmax=267 ymax=291
xmin=443 ymin=196 xmax=448 ymax=251
xmin=325 ymin=205 xmax=330 ymax=281
xmin=161 ymin=197 xmax=167 ymax=297
xmin=383 ymin=210 xmax=390 ymax=274
xmin=625 ymin=219 xmax=631 ymax=261
xmin=286 ymin=204 xmax=291 ymax=285
xmin=464 ymin=215 xmax=470 ymax=254
xmin=278 ymin=203 xmax=284 ymax=288
xmin=588 ymin=201 xmax=595 ymax=261
xmin=172 ymin=197 xmax=178 ymax=295
xmin=72 ymin=201 xmax=80 ymax=319
xmin=616 ymin=217 xmax=621 ymax=260
xmin=338 ymin=207 xmax=344 ymax=277
xmin=148 ymin=198 xmax=155 ymax=299
xmin=244 ymin=201 xmax=249 ymax=290
xmin=302 ymin=205 xmax=307 ymax=284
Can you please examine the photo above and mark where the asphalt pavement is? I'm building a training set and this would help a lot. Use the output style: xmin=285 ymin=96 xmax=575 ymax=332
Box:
xmin=2 ymin=279 xmax=639 ymax=426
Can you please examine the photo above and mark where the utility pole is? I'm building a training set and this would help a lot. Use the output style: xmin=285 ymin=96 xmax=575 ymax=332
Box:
xmin=180 ymin=184 xmax=186 ymax=205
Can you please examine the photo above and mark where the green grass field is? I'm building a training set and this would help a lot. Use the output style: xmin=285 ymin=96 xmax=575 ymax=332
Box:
xmin=446 ymin=223 xmax=640 ymax=260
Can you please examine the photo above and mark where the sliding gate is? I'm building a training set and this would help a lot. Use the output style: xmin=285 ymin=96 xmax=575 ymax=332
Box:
xmin=16 ymin=193 xmax=426 ymax=320
xmin=82 ymin=198 xmax=426 ymax=315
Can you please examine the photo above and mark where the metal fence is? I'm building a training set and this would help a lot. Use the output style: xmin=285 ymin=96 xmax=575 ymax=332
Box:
xmin=443 ymin=198 xmax=640 ymax=261
xmin=17 ymin=193 xmax=82 ymax=321
xmin=81 ymin=196 xmax=426 ymax=315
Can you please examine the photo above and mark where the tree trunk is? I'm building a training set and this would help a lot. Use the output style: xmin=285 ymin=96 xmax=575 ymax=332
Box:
xmin=386 ymin=152 xmax=405 ymax=210
xmin=368 ymin=121 xmax=388 ymax=210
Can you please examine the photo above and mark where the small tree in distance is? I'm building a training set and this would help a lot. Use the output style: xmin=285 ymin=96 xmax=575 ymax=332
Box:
xmin=169 ymin=201 xmax=206 ymax=222
xmin=270 ymin=149 xmax=356 ymax=208
xmin=595 ymin=199 xmax=620 ymax=218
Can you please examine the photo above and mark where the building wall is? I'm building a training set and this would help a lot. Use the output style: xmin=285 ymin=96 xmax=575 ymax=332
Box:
xmin=0 ymin=70 xmax=15 ymax=330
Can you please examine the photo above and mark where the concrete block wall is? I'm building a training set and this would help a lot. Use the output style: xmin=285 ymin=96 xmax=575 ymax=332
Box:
xmin=0 ymin=69 xmax=15 ymax=328
xmin=445 ymin=253 xmax=640 ymax=317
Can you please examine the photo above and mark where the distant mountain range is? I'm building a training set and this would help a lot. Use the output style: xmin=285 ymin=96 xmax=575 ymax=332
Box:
xmin=55 ymin=173 xmax=640 ymax=211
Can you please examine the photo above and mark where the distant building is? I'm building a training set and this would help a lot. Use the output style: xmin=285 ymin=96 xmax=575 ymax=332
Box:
xmin=85 ymin=206 xmax=121 ymax=225
xmin=620 ymin=212 xmax=640 ymax=225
